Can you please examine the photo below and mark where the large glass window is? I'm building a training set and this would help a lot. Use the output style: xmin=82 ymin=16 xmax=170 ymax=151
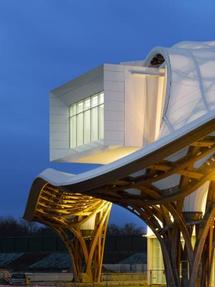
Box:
xmin=69 ymin=92 xmax=104 ymax=148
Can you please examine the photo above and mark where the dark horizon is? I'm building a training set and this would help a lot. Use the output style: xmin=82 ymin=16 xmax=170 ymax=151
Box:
xmin=0 ymin=0 xmax=215 ymax=226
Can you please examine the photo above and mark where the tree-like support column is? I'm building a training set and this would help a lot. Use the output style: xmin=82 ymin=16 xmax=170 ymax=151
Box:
xmin=125 ymin=192 xmax=215 ymax=287
xmin=84 ymin=132 xmax=215 ymax=287
xmin=25 ymin=183 xmax=111 ymax=283
xmin=24 ymin=119 xmax=215 ymax=287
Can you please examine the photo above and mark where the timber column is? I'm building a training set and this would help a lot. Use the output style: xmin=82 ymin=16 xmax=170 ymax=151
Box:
xmin=25 ymin=182 xmax=112 ymax=283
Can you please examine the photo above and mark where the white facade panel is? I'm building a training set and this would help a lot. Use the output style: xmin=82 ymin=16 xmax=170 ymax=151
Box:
xmin=105 ymin=101 xmax=124 ymax=112
xmin=147 ymin=236 xmax=166 ymax=285
xmin=124 ymin=73 xmax=145 ymax=147
xmin=61 ymin=81 xmax=103 ymax=106
xmin=104 ymin=110 xmax=124 ymax=121
xmin=104 ymin=120 xmax=124 ymax=131
xmin=104 ymin=70 xmax=125 ymax=82
xmin=104 ymin=81 xmax=124 ymax=92
xmin=51 ymin=148 xmax=70 ymax=160
xmin=50 ymin=94 xmax=69 ymax=161
xmin=104 ymin=64 xmax=126 ymax=148
xmin=105 ymin=131 xmax=124 ymax=141
xmin=105 ymin=90 xmax=125 ymax=102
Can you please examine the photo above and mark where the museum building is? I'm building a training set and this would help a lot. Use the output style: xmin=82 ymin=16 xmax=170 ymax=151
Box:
xmin=25 ymin=41 xmax=215 ymax=287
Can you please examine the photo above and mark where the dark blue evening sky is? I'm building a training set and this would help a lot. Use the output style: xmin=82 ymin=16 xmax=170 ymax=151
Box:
xmin=0 ymin=0 xmax=214 ymax=225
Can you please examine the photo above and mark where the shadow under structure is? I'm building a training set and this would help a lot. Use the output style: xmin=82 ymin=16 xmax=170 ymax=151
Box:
xmin=24 ymin=41 xmax=215 ymax=287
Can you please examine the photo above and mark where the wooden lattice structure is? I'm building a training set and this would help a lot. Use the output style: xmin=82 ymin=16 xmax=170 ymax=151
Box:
xmin=24 ymin=182 xmax=111 ymax=282
xmin=24 ymin=118 xmax=215 ymax=287
xmin=25 ymin=117 xmax=215 ymax=287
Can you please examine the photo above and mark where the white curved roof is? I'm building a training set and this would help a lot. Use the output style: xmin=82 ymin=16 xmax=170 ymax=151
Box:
xmin=145 ymin=41 xmax=215 ymax=137
xmin=38 ymin=41 xmax=215 ymax=194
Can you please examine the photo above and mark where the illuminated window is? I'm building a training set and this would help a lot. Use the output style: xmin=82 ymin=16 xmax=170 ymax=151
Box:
xmin=69 ymin=92 xmax=104 ymax=148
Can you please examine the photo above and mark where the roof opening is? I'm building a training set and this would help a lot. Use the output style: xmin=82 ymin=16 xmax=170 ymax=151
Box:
xmin=150 ymin=53 xmax=165 ymax=67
